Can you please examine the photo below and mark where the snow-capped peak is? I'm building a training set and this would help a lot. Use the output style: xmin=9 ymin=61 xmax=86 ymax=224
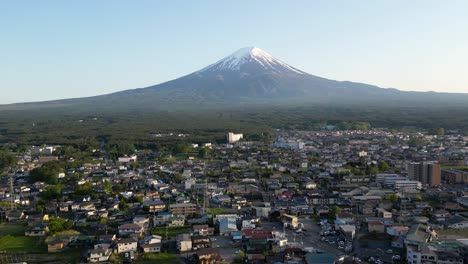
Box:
xmin=198 ymin=47 xmax=305 ymax=74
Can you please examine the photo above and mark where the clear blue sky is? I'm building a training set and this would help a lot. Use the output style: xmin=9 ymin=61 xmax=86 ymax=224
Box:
xmin=1 ymin=0 xmax=467 ymax=104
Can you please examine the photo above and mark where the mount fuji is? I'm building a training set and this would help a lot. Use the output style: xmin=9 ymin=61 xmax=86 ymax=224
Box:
xmin=102 ymin=46 xmax=399 ymax=105
xmin=2 ymin=46 xmax=468 ymax=111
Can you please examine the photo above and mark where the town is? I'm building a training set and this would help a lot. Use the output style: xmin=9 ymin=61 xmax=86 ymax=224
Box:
xmin=0 ymin=128 xmax=468 ymax=264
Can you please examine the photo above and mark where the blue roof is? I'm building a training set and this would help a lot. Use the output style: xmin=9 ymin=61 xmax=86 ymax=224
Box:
xmin=305 ymin=253 xmax=336 ymax=264
xmin=158 ymin=211 xmax=172 ymax=216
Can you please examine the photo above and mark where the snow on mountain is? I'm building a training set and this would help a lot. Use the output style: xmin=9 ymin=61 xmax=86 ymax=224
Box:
xmin=198 ymin=46 xmax=305 ymax=74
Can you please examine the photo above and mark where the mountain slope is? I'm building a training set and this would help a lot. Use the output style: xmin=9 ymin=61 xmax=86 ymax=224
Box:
xmin=2 ymin=46 xmax=468 ymax=111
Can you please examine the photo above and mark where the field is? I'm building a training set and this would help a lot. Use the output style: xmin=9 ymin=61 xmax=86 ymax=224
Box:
xmin=0 ymin=235 xmax=46 ymax=253
xmin=207 ymin=207 xmax=234 ymax=216
xmin=151 ymin=226 xmax=191 ymax=239
xmin=135 ymin=253 xmax=181 ymax=264
xmin=0 ymin=223 xmax=26 ymax=236
xmin=441 ymin=165 xmax=468 ymax=171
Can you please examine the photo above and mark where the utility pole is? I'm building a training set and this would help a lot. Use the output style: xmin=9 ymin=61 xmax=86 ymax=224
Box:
xmin=203 ymin=173 xmax=208 ymax=215
xmin=165 ymin=224 xmax=168 ymax=252
xmin=9 ymin=176 xmax=15 ymax=211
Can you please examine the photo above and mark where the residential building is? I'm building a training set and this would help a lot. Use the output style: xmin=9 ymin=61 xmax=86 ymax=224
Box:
xmin=139 ymin=235 xmax=162 ymax=253
xmin=169 ymin=203 xmax=197 ymax=216
xmin=87 ymin=244 xmax=112 ymax=263
xmin=118 ymin=223 xmax=144 ymax=238
xmin=195 ymin=248 xmax=221 ymax=264
xmin=227 ymin=132 xmax=243 ymax=144
xmin=177 ymin=233 xmax=193 ymax=252
xmin=117 ymin=238 xmax=138 ymax=253
xmin=407 ymin=161 xmax=441 ymax=186
xmin=441 ymin=169 xmax=468 ymax=184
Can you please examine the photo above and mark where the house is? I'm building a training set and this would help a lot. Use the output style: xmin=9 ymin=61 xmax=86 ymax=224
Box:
xmin=25 ymin=223 xmax=49 ymax=236
xmin=242 ymin=218 xmax=256 ymax=230
xmin=6 ymin=210 xmax=26 ymax=222
xmin=376 ymin=208 xmax=392 ymax=218
xmin=391 ymin=236 xmax=405 ymax=248
xmin=177 ymin=234 xmax=192 ymax=252
xmin=213 ymin=195 xmax=231 ymax=204
xmin=446 ymin=215 xmax=468 ymax=230
xmin=47 ymin=239 xmax=66 ymax=253
xmin=87 ymin=244 xmax=112 ymax=263
xmin=368 ymin=221 xmax=385 ymax=233
xmin=195 ymin=248 xmax=221 ymax=264
xmin=281 ymin=214 xmax=299 ymax=229
xmin=219 ymin=218 xmax=238 ymax=235
xmin=386 ymin=226 xmax=409 ymax=236
xmin=436 ymin=251 xmax=465 ymax=264
xmin=336 ymin=212 xmax=354 ymax=223
xmin=139 ymin=235 xmax=162 ymax=253
xmin=192 ymin=235 xmax=211 ymax=249
xmin=142 ymin=199 xmax=166 ymax=213
xmin=116 ymin=238 xmax=138 ymax=253
xmin=168 ymin=216 xmax=186 ymax=227
xmin=433 ymin=209 xmax=451 ymax=222
xmin=192 ymin=224 xmax=215 ymax=236
xmin=118 ymin=223 xmax=144 ymax=238
xmin=304 ymin=181 xmax=317 ymax=189
xmin=154 ymin=211 xmax=173 ymax=226
xmin=98 ymin=234 xmax=116 ymax=243
xmin=339 ymin=225 xmax=356 ymax=239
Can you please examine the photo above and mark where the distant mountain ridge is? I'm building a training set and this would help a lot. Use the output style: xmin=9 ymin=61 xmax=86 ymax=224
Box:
xmin=2 ymin=46 xmax=468 ymax=111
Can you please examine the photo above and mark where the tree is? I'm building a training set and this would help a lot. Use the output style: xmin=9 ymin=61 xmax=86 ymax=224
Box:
xmin=74 ymin=182 xmax=93 ymax=196
xmin=328 ymin=206 xmax=342 ymax=219
xmin=436 ymin=127 xmax=445 ymax=136
xmin=385 ymin=193 xmax=399 ymax=202
xmin=414 ymin=194 xmax=423 ymax=201
xmin=369 ymin=167 xmax=379 ymax=175
xmin=48 ymin=217 xmax=73 ymax=234
xmin=0 ymin=152 xmax=17 ymax=169
xmin=103 ymin=180 xmax=113 ymax=195
xmin=408 ymin=137 xmax=427 ymax=147
xmin=40 ymin=185 xmax=63 ymax=201
xmin=28 ymin=161 xmax=64 ymax=184
xmin=197 ymin=148 xmax=210 ymax=159
xmin=174 ymin=173 xmax=184 ymax=183
xmin=107 ymin=142 xmax=135 ymax=159
xmin=378 ymin=161 xmax=389 ymax=172
xmin=118 ymin=199 xmax=128 ymax=210
xmin=173 ymin=143 xmax=191 ymax=154
xmin=430 ymin=127 xmax=445 ymax=136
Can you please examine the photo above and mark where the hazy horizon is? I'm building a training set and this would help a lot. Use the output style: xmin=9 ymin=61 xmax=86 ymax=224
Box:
xmin=1 ymin=0 xmax=468 ymax=104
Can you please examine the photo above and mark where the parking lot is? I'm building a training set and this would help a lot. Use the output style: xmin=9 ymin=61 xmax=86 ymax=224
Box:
xmin=210 ymin=235 xmax=239 ymax=263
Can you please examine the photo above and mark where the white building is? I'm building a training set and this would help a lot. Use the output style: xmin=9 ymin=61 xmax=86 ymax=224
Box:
xmin=118 ymin=154 xmax=137 ymax=163
xmin=140 ymin=235 xmax=162 ymax=253
xmin=274 ymin=140 xmax=304 ymax=150
xmin=117 ymin=238 xmax=138 ymax=253
xmin=394 ymin=180 xmax=422 ymax=191
xmin=176 ymin=234 xmax=192 ymax=252
xmin=375 ymin=174 xmax=407 ymax=186
xmin=227 ymin=132 xmax=243 ymax=144
xmin=87 ymin=244 xmax=112 ymax=263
